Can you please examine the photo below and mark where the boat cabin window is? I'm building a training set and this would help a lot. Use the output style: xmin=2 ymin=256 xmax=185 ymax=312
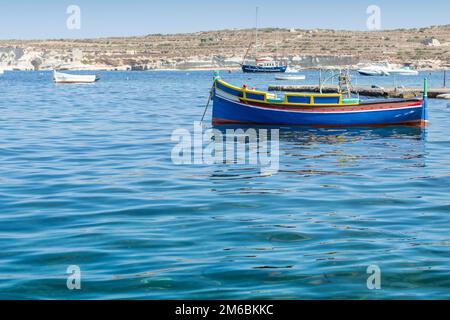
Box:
xmin=257 ymin=61 xmax=276 ymax=67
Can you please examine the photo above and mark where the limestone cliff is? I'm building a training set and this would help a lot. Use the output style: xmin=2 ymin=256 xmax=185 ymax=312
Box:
xmin=1 ymin=25 xmax=449 ymax=71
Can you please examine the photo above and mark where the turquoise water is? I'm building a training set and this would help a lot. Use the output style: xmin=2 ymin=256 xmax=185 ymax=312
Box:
xmin=0 ymin=70 xmax=449 ymax=299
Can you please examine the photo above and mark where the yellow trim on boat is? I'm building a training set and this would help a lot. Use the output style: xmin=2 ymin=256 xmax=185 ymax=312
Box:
xmin=283 ymin=93 xmax=343 ymax=105
xmin=215 ymin=79 xmax=244 ymax=93
xmin=215 ymin=79 xmax=358 ymax=107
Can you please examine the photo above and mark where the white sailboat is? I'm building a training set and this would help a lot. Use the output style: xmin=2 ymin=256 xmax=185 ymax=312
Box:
xmin=241 ymin=8 xmax=288 ymax=73
xmin=53 ymin=71 xmax=99 ymax=84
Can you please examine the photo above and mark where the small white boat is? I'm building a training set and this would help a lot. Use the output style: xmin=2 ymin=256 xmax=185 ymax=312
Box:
xmin=275 ymin=75 xmax=306 ymax=81
xmin=357 ymin=64 xmax=390 ymax=76
xmin=437 ymin=94 xmax=450 ymax=100
xmin=285 ymin=66 xmax=302 ymax=73
xmin=53 ymin=71 xmax=99 ymax=84
xmin=0 ymin=68 xmax=4 ymax=75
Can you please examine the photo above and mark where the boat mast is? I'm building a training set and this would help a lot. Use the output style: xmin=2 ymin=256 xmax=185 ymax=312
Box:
xmin=242 ymin=35 xmax=253 ymax=65
xmin=254 ymin=7 xmax=259 ymax=59
xmin=275 ymin=30 xmax=279 ymax=62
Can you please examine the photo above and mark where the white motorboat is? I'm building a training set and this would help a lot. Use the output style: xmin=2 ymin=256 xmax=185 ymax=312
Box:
xmin=53 ymin=71 xmax=99 ymax=84
xmin=437 ymin=94 xmax=450 ymax=100
xmin=357 ymin=62 xmax=419 ymax=76
xmin=357 ymin=64 xmax=390 ymax=76
xmin=285 ymin=66 xmax=302 ymax=73
xmin=389 ymin=66 xmax=419 ymax=76
xmin=0 ymin=68 xmax=4 ymax=75
xmin=275 ymin=75 xmax=306 ymax=81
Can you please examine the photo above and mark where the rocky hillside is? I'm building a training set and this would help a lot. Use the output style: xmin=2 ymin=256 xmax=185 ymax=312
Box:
xmin=1 ymin=25 xmax=449 ymax=71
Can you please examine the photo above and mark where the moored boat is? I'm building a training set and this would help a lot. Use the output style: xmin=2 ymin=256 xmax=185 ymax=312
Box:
xmin=437 ymin=94 xmax=450 ymax=100
xmin=211 ymin=74 xmax=428 ymax=127
xmin=241 ymin=8 xmax=289 ymax=73
xmin=357 ymin=65 xmax=390 ymax=76
xmin=275 ymin=75 xmax=306 ymax=81
xmin=242 ymin=59 xmax=288 ymax=73
xmin=358 ymin=62 xmax=419 ymax=76
xmin=53 ymin=71 xmax=99 ymax=84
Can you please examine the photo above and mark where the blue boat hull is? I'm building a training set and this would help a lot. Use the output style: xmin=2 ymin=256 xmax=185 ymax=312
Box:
xmin=242 ymin=64 xmax=287 ymax=73
xmin=212 ymin=93 xmax=425 ymax=127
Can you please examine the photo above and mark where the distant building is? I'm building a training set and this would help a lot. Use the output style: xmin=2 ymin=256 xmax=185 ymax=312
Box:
xmin=72 ymin=48 xmax=83 ymax=62
xmin=130 ymin=64 xmax=148 ymax=71
xmin=423 ymin=37 xmax=441 ymax=47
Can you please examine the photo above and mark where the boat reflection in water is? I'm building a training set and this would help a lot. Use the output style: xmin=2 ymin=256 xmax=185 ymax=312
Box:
xmin=207 ymin=125 xmax=426 ymax=181
xmin=212 ymin=124 xmax=425 ymax=143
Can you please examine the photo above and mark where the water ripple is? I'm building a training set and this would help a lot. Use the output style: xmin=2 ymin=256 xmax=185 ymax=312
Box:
xmin=0 ymin=71 xmax=449 ymax=299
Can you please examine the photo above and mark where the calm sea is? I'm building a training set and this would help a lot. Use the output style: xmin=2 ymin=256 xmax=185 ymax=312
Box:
xmin=0 ymin=70 xmax=449 ymax=299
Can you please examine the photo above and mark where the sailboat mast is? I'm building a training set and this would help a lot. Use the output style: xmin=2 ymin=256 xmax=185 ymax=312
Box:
xmin=276 ymin=30 xmax=279 ymax=61
xmin=254 ymin=7 xmax=259 ymax=59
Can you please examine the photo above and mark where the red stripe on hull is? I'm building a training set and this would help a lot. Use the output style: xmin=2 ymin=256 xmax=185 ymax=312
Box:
xmin=54 ymin=81 xmax=96 ymax=84
xmin=212 ymin=118 xmax=425 ymax=128
xmin=238 ymin=100 xmax=423 ymax=113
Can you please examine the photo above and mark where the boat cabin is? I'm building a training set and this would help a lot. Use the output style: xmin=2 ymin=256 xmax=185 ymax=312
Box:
xmin=255 ymin=58 xmax=285 ymax=68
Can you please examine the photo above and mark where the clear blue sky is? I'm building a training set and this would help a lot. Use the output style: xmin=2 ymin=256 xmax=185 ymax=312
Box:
xmin=0 ymin=0 xmax=449 ymax=39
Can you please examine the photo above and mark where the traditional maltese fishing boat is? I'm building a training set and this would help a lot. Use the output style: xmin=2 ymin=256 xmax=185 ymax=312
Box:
xmin=210 ymin=73 xmax=429 ymax=127
xmin=53 ymin=71 xmax=99 ymax=84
